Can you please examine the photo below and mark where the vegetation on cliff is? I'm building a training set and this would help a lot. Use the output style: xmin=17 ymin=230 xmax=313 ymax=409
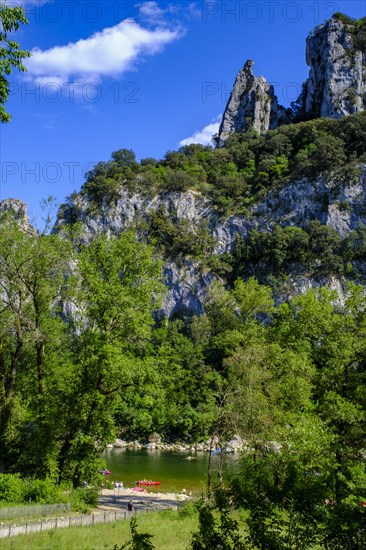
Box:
xmin=78 ymin=113 xmax=366 ymax=218
xmin=61 ymin=112 xmax=366 ymax=285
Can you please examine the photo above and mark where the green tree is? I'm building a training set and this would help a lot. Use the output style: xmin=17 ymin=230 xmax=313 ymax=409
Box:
xmin=309 ymin=134 xmax=346 ymax=174
xmin=111 ymin=148 xmax=138 ymax=170
xmin=0 ymin=0 xmax=30 ymax=122
xmin=190 ymin=498 xmax=247 ymax=550
xmin=56 ymin=232 xmax=164 ymax=484
xmin=0 ymin=212 xmax=73 ymax=474
xmin=274 ymin=285 xmax=366 ymax=501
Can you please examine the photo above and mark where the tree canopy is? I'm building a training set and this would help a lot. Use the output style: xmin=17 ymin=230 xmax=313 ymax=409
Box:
xmin=0 ymin=0 xmax=30 ymax=122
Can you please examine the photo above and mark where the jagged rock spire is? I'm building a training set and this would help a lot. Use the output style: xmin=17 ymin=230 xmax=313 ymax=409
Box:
xmin=303 ymin=15 xmax=366 ymax=119
xmin=216 ymin=59 xmax=289 ymax=146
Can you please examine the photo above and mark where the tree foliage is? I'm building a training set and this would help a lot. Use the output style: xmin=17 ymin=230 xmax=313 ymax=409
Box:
xmin=190 ymin=498 xmax=247 ymax=550
xmin=0 ymin=0 xmax=30 ymax=122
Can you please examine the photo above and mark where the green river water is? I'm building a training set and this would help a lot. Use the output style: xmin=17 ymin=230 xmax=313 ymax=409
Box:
xmin=103 ymin=448 xmax=240 ymax=495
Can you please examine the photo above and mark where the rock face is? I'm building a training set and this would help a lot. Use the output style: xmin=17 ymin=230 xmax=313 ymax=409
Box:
xmin=304 ymin=16 xmax=366 ymax=119
xmin=217 ymin=60 xmax=289 ymax=146
xmin=55 ymin=190 xmax=216 ymax=318
xmin=54 ymin=166 xmax=366 ymax=317
xmin=215 ymin=166 xmax=366 ymax=252
xmin=0 ymin=198 xmax=28 ymax=223
xmin=0 ymin=198 xmax=36 ymax=235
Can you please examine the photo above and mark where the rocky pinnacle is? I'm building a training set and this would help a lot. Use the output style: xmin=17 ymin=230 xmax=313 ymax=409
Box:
xmin=216 ymin=60 xmax=289 ymax=146
xmin=304 ymin=16 xmax=366 ymax=119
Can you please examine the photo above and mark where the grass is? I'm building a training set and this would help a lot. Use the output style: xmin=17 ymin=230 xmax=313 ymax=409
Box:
xmin=0 ymin=504 xmax=80 ymax=525
xmin=0 ymin=509 xmax=198 ymax=550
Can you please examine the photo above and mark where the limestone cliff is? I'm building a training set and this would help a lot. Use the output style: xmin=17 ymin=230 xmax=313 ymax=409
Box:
xmin=304 ymin=15 xmax=366 ymax=119
xmin=4 ymin=165 xmax=366 ymax=318
xmin=0 ymin=198 xmax=34 ymax=233
xmin=0 ymin=198 xmax=29 ymax=223
xmin=216 ymin=60 xmax=289 ymax=146
xmin=54 ymin=190 xmax=216 ymax=318
xmin=54 ymin=165 xmax=366 ymax=317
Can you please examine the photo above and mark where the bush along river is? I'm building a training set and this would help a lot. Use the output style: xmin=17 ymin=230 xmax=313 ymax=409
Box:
xmin=102 ymin=444 xmax=241 ymax=496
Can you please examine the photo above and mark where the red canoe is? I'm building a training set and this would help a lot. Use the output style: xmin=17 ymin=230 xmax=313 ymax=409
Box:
xmin=137 ymin=480 xmax=161 ymax=486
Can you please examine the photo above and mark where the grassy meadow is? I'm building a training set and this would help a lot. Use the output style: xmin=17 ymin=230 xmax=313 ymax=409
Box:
xmin=0 ymin=509 xmax=199 ymax=550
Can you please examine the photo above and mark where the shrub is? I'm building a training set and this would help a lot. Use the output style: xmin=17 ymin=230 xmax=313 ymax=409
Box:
xmin=178 ymin=500 xmax=198 ymax=519
xmin=0 ymin=474 xmax=23 ymax=504
xmin=190 ymin=498 xmax=247 ymax=550
xmin=22 ymin=478 xmax=60 ymax=504
xmin=165 ymin=169 xmax=197 ymax=191
xmin=70 ymin=486 xmax=99 ymax=513
xmin=332 ymin=13 xmax=355 ymax=25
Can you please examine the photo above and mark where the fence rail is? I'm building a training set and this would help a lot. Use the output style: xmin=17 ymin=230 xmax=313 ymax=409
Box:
xmin=0 ymin=502 xmax=70 ymax=519
xmin=0 ymin=505 xmax=176 ymax=539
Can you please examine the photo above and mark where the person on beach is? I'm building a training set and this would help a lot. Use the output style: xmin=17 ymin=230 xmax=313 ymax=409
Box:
xmin=127 ymin=500 xmax=134 ymax=511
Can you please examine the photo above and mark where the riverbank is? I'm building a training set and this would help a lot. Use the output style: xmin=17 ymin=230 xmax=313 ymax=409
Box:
xmin=98 ymin=488 xmax=190 ymax=512
xmin=108 ymin=434 xmax=246 ymax=453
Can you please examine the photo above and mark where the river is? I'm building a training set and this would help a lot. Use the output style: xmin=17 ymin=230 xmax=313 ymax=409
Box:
xmin=103 ymin=448 xmax=240 ymax=495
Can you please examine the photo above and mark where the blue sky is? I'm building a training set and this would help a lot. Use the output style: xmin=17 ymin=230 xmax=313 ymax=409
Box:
xmin=1 ymin=0 xmax=365 ymax=222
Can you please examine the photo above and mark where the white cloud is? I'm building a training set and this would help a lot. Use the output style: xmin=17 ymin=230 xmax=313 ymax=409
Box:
xmin=179 ymin=115 xmax=222 ymax=147
xmin=137 ymin=1 xmax=202 ymax=23
xmin=139 ymin=1 xmax=164 ymax=18
xmin=186 ymin=3 xmax=202 ymax=19
xmin=25 ymin=19 xmax=184 ymax=84
xmin=138 ymin=1 xmax=179 ymax=24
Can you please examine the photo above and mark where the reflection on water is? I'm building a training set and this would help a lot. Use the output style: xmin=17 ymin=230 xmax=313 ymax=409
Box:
xmin=102 ymin=448 xmax=240 ymax=495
